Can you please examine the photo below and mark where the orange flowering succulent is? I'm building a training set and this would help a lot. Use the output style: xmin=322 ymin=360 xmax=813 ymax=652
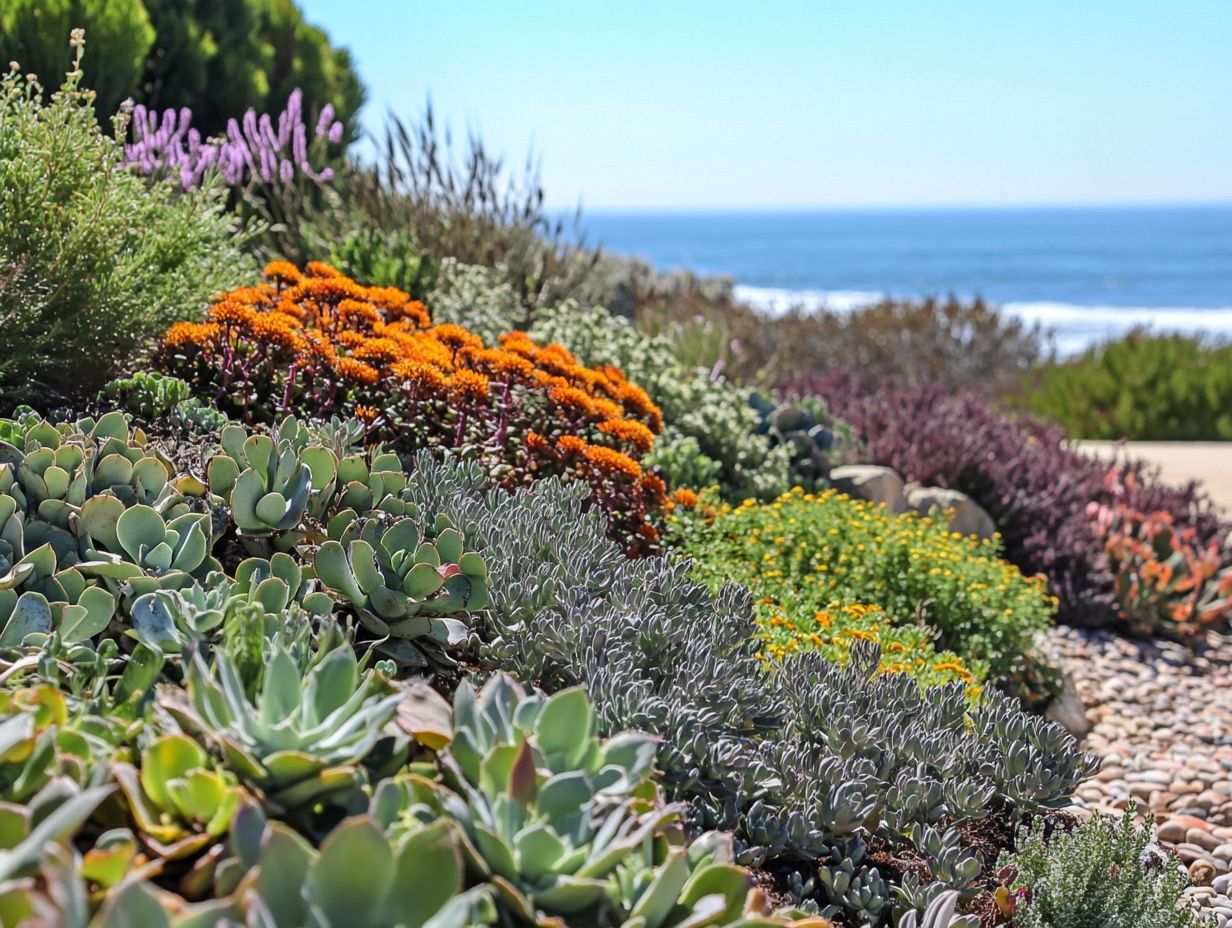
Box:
xmin=158 ymin=261 xmax=672 ymax=556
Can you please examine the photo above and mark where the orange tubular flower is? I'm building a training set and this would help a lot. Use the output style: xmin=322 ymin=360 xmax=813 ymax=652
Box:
xmin=672 ymin=487 xmax=701 ymax=508
xmin=305 ymin=260 xmax=344 ymax=278
xmin=163 ymin=322 xmax=220 ymax=351
xmin=448 ymin=369 xmax=490 ymax=402
xmin=597 ymin=418 xmax=655 ymax=453
xmin=584 ymin=445 xmax=643 ymax=480
xmin=548 ymin=385 xmax=598 ymax=417
xmin=337 ymin=299 xmax=381 ymax=329
xmin=209 ymin=300 xmax=259 ymax=328
xmin=248 ymin=315 xmax=306 ymax=354
xmin=333 ymin=358 xmax=380 ymax=386
xmin=263 ymin=260 xmax=303 ymax=286
xmin=556 ymin=435 xmax=590 ymax=456
xmin=431 ymin=324 xmax=484 ymax=353
xmin=393 ymin=359 xmax=449 ymax=392
xmin=352 ymin=337 xmax=404 ymax=367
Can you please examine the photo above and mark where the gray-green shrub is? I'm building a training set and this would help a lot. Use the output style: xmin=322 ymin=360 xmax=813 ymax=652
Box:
xmin=1003 ymin=809 xmax=1212 ymax=928
xmin=404 ymin=451 xmax=1096 ymax=925
xmin=0 ymin=35 xmax=254 ymax=400
xmin=528 ymin=301 xmax=796 ymax=499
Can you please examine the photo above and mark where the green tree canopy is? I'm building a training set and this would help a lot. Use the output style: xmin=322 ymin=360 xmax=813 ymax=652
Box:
xmin=0 ymin=0 xmax=364 ymax=140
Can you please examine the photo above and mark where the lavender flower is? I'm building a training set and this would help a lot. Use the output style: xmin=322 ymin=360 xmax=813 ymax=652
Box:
xmin=124 ymin=88 xmax=345 ymax=190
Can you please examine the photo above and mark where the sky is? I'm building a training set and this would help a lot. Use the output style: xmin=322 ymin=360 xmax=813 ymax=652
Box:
xmin=298 ymin=1 xmax=1232 ymax=211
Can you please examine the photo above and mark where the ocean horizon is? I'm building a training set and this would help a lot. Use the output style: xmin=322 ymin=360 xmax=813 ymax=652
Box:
xmin=577 ymin=204 xmax=1232 ymax=354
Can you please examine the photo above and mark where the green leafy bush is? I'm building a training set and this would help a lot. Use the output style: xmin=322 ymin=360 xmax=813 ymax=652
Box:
xmin=1021 ymin=330 xmax=1232 ymax=440
xmin=672 ymin=487 xmax=1056 ymax=689
xmin=0 ymin=36 xmax=254 ymax=401
xmin=1002 ymin=809 xmax=1212 ymax=928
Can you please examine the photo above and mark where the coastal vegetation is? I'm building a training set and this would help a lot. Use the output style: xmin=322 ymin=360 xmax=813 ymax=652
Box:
xmin=0 ymin=16 xmax=1228 ymax=928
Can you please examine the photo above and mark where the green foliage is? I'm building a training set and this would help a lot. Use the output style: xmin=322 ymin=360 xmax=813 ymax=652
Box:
xmin=1021 ymin=330 xmax=1232 ymax=440
xmin=329 ymin=228 xmax=438 ymax=300
xmin=401 ymin=453 xmax=1095 ymax=925
xmin=377 ymin=674 xmax=807 ymax=927
xmin=1003 ymin=809 xmax=1212 ymax=928
xmin=0 ymin=0 xmax=154 ymax=120
xmin=527 ymin=301 xmax=799 ymax=500
xmin=428 ymin=259 xmax=531 ymax=344
xmin=0 ymin=407 xmax=488 ymax=674
xmin=0 ymin=0 xmax=363 ymax=141
xmin=100 ymin=371 xmax=227 ymax=433
xmin=672 ymin=487 xmax=1056 ymax=688
xmin=0 ymin=38 xmax=254 ymax=401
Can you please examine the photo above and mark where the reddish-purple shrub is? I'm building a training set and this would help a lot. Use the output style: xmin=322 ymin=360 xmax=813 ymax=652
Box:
xmin=802 ymin=372 xmax=1230 ymax=627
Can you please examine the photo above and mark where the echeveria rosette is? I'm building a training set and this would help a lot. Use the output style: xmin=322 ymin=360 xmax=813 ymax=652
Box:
xmin=312 ymin=515 xmax=489 ymax=667
xmin=160 ymin=644 xmax=407 ymax=815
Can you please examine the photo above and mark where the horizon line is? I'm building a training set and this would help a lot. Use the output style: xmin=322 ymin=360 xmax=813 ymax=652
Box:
xmin=546 ymin=198 xmax=1232 ymax=215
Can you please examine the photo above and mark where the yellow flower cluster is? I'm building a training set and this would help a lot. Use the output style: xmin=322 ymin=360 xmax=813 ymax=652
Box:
xmin=676 ymin=485 xmax=1056 ymax=687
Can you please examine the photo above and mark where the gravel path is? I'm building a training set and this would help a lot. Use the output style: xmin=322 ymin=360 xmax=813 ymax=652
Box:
xmin=1048 ymin=626 xmax=1232 ymax=925
xmin=1078 ymin=441 xmax=1232 ymax=512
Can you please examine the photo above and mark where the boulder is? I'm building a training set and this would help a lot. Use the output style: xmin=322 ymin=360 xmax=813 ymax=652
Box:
xmin=830 ymin=465 xmax=908 ymax=514
xmin=904 ymin=484 xmax=997 ymax=540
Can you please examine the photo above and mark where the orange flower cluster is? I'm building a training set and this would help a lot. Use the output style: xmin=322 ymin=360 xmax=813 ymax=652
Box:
xmin=159 ymin=261 xmax=671 ymax=556
xmin=162 ymin=261 xmax=661 ymax=445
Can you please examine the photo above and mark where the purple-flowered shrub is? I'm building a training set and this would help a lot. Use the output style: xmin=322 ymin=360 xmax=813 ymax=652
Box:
xmin=125 ymin=88 xmax=344 ymax=190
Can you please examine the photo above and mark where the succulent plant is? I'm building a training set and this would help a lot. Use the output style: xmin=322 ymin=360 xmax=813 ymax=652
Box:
xmin=750 ymin=393 xmax=848 ymax=488
xmin=375 ymin=674 xmax=812 ymax=928
xmin=153 ymin=807 xmax=498 ymax=928
xmin=313 ymin=514 xmax=488 ymax=666
xmin=160 ymin=644 xmax=407 ymax=814
xmin=113 ymin=732 xmax=246 ymax=861
xmin=100 ymin=371 xmax=194 ymax=419
xmin=78 ymin=503 xmax=216 ymax=597
xmin=896 ymin=890 xmax=980 ymax=928
xmin=207 ymin=416 xmax=322 ymax=538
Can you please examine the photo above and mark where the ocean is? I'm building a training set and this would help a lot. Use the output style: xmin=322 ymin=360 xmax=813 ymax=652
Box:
xmin=580 ymin=205 xmax=1232 ymax=355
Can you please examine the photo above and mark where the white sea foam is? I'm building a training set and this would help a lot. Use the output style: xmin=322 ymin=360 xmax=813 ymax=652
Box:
xmin=732 ymin=285 xmax=1232 ymax=355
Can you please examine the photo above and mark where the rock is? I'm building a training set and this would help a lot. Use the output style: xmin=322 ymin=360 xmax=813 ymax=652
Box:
xmin=1159 ymin=820 xmax=1189 ymax=843
xmin=830 ymin=466 xmax=908 ymax=514
xmin=1191 ymin=860 xmax=1218 ymax=886
xmin=1045 ymin=671 xmax=1093 ymax=738
xmin=903 ymin=484 xmax=998 ymax=539
xmin=1191 ymin=829 xmax=1223 ymax=852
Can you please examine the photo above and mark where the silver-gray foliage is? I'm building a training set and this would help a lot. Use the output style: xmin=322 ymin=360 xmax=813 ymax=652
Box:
xmin=404 ymin=451 xmax=1098 ymax=926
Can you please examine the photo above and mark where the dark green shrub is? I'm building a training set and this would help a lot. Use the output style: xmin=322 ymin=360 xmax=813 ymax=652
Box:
xmin=1022 ymin=330 xmax=1232 ymax=440
xmin=1003 ymin=809 xmax=1212 ymax=927
xmin=0 ymin=36 xmax=254 ymax=401
xmin=0 ymin=0 xmax=363 ymax=140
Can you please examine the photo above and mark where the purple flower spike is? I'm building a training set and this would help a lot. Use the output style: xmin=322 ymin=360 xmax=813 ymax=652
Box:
xmin=123 ymin=87 xmax=346 ymax=190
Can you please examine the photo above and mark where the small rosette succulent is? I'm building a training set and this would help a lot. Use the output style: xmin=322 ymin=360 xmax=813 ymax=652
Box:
xmin=161 ymin=644 xmax=407 ymax=814
xmin=313 ymin=515 xmax=489 ymax=665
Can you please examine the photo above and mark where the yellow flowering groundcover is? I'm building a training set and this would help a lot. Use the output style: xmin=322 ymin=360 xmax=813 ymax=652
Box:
xmin=672 ymin=487 xmax=1057 ymax=688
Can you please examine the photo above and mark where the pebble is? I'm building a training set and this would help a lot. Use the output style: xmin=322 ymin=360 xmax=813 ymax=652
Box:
xmin=1047 ymin=625 xmax=1232 ymax=918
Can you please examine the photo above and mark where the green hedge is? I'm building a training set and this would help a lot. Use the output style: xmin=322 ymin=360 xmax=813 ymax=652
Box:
xmin=1022 ymin=330 xmax=1232 ymax=440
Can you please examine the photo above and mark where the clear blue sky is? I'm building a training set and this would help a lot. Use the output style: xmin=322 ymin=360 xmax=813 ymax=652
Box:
xmin=299 ymin=0 xmax=1232 ymax=210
